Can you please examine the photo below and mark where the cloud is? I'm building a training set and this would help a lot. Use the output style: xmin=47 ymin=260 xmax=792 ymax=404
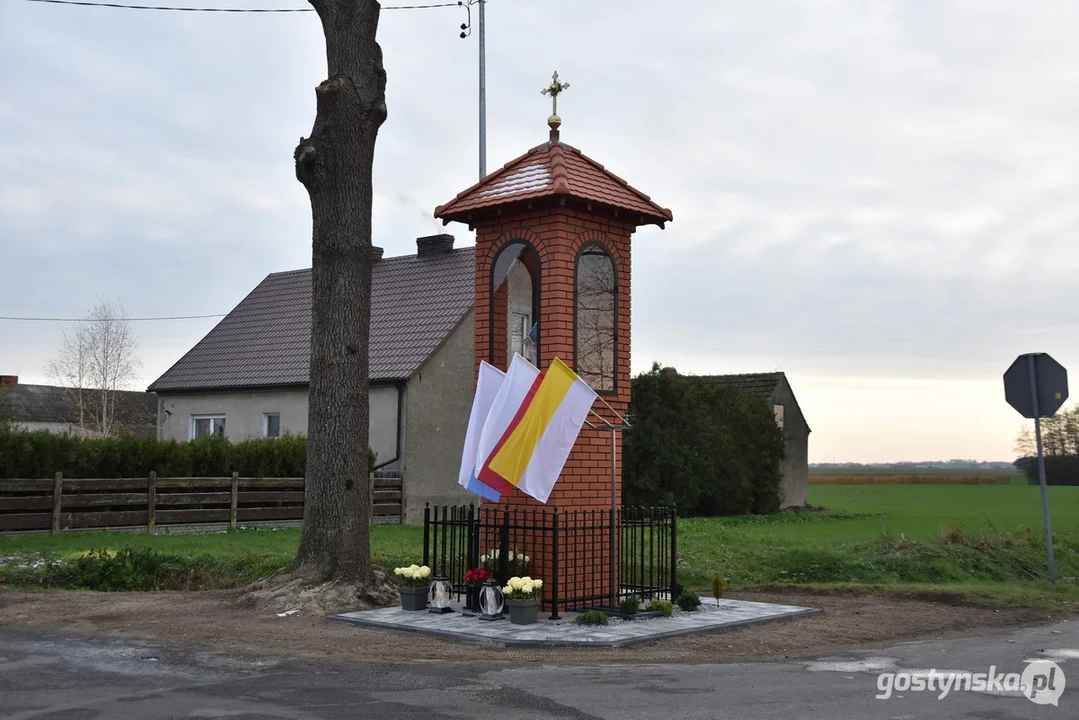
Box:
xmin=2 ymin=0 xmax=1078 ymax=462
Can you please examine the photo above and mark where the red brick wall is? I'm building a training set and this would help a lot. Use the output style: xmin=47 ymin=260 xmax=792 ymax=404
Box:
xmin=471 ymin=204 xmax=639 ymax=608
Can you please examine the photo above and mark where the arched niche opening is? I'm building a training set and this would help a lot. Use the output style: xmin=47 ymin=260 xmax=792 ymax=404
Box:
xmin=489 ymin=240 xmax=541 ymax=368
xmin=575 ymin=242 xmax=617 ymax=392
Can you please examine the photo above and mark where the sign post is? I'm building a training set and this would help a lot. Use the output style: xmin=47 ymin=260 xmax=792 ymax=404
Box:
xmin=1003 ymin=353 xmax=1069 ymax=584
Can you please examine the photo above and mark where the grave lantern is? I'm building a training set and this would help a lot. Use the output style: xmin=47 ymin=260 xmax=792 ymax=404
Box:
xmin=477 ymin=578 xmax=505 ymax=621
xmin=429 ymin=573 xmax=453 ymax=614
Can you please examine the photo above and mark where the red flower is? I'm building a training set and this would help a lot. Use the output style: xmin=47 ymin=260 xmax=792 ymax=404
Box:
xmin=463 ymin=568 xmax=489 ymax=584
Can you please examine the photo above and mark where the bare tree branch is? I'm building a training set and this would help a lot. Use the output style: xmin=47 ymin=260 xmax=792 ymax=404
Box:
xmin=48 ymin=298 xmax=141 ymax=437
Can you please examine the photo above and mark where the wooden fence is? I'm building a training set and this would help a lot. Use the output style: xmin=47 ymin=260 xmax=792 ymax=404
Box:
xmin=0 ymin=474 xmax=403 ymax=534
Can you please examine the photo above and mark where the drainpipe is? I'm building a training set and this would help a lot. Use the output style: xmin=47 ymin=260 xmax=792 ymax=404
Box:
xmin=372 ymin=382 xmax=406 ymax=473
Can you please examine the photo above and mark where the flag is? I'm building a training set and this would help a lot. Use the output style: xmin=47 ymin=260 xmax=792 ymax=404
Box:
xmin=458 ymin=361 xmax=506 ymax=502
xmin=477 ymin=357 xmax=598 ymax=504
xmin=472 ymin=354 xmax=542 ymax=500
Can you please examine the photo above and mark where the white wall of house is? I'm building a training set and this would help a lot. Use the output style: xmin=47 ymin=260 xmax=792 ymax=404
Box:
xmin=369 ymin=385 xmax=403 ymax=472
xmin=12 ymin=421 xmax=101 ymax=437
xmin=402 ymin=311 xmax=476 ymax=523
xmin=156 ymin=386 xmax=402 ymax=472
xmin=157 ymin=388 xmax=310 ymax=442
xmin=770 ymin=379 xmax=810 ymax=509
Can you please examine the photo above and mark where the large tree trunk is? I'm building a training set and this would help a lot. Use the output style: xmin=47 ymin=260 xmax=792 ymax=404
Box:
xmin=293 ymin=0 xmax=387 ymax=584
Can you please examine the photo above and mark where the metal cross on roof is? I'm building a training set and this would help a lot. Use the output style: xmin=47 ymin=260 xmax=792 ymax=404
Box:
xmin=541 ymin=71 xmax=570 ymax=128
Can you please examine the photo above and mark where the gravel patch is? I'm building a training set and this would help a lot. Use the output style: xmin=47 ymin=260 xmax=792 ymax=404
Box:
xmin=0 ymin=588 xmax=1064 ymax=666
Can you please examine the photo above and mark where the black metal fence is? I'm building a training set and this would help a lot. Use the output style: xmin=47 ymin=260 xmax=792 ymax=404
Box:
xmin=423 ymin=503 xmax=676 ymax=619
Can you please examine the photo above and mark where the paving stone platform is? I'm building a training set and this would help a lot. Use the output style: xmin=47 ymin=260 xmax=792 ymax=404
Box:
xmin=330 ymin=597 xmax=819 ymax=648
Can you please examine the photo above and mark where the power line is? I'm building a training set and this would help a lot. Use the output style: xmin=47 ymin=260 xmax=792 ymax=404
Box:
xmin=0 ymin=314 xmax=227 ymax=322
xmin=21 ymin=0 xmax=462 ymax=12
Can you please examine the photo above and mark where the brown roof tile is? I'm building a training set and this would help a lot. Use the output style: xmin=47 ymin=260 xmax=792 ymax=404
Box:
xmin=2 ymin=384 xmax=157 ymax=431
xmin=435 ymin=138 xmax=673 ymax=227
xmin=692 ymin=373 xmax=784 ymax=400
xmin=148 ymin=247 xmax=475 ymax=392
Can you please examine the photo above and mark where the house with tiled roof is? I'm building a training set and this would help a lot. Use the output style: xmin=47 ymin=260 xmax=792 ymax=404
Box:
xmin=151 ymin=115 xmax=678 ymax=523
xmin=149 ymin=236 xmax=487 ymax=520
xmin=689 ymin=371 xmax=810 ymax=508
xmin=0 ymin=377 xmax=157 ymax=437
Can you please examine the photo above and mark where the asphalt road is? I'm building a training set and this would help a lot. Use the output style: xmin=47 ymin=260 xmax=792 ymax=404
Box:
xmin=0 ymin=619 xmax=1074 ymax=719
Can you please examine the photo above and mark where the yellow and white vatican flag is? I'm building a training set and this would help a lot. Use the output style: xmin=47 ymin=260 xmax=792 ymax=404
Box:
xmin=476 ymin=357 xmax=598 ymax=504
xmin=458 ymin=361 xmax=506 ymax=502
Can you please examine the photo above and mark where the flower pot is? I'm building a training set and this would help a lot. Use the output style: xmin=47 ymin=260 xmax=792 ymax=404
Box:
xmin=506 ymin=598 xmax=538 ymax=625
xmin=399 ymin=586 xmax=428 ymax=611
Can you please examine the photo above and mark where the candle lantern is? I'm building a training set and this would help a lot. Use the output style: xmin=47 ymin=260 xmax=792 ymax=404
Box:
xmin=478 ymin=578 xmax=504 ymax=621
xmin=429 ymin=573 xmax=454 ymax=614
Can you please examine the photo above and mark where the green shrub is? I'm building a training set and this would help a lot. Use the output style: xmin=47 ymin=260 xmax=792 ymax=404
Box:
xmin=711 ymin=573 xmax=725 ymax=599
xmin=575 ymin=610 xmax=609 ymax=626
xmin=0 ymin=426 xmax=377 ymax=479
xmin=2 ymin=547 xmax=286 ymax=591
xmin=69 ymin=548 xmax=186 ymax=591
xmin=646 ymin=599 xmax=674 ymax=617
xmin=676 ymin=589 xmax=702 ymax=611
xmin=623 ymin=364 xmax=785 ymax=516
xmin=618 ymin=595 xmax=641 ymax=615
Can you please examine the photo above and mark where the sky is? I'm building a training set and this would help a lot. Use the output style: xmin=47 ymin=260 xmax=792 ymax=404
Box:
xmin=2 ymin=0 xmax=1077 ymax=463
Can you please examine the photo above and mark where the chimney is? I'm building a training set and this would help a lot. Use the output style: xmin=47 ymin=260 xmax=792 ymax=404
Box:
xmin=371 ymin=246 xmax=384 ymax=262
xmin=0 ymin=375 xmax=17 ymax=387
xmin=416 ymin=234 xmax=454 ymax=257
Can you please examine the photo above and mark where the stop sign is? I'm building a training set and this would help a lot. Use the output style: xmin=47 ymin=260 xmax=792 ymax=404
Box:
xmin=1004 ymin=353 xmax=1069 ymax=419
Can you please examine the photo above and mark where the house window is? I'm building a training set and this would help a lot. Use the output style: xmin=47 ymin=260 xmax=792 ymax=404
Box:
xmin=575 ymin=243 xmax=617 ymax=392
xmin=773 ymin=404 xmax=785 ymax=429
xmin=263 ymin=412 xmax=281 ymax=438
xmin=191 ymin=415 xmax=225 ymax=439
xmin=510 ymin=312 xmax=537 ymax=364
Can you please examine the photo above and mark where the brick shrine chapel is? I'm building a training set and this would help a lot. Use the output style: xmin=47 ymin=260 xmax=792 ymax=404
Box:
xmin=149 ymin=74 xmax=808 ymax=527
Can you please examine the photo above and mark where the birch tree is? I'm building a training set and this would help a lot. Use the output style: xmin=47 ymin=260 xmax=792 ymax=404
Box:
xmin=47 ymin=320 xmax=92 ymax=432
xmin=49 ymin=299 xmax=140 ymax=436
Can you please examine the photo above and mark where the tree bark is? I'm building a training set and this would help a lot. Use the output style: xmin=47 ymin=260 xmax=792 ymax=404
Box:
xmin=293 ymin=0 xmax=388 ymax=584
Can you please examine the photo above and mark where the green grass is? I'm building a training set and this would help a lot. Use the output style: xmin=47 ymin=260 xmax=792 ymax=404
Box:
xmin=0 ymin=526 xmax=423 ymax=590
xmin=675 ymin=485 xmax=1078 ymax=609
xmin=808 ymin=466 xmax=1019 ymax=477
xmin=2 ymin=485 xmax=1076 ymax=608
xmin=808 ymin=485 xmax=1077 ymax=540
xmin=0 ymin=525 xmax=421 ymax=561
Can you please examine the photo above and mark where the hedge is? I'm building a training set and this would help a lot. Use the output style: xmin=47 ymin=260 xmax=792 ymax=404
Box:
xmin=1018 ymin=455 xmax=1079 ymax=486
xmin=623 ymin=364 xmax=785 ymax=516
xmin=0 ymin=425 xmax=375 ymax=479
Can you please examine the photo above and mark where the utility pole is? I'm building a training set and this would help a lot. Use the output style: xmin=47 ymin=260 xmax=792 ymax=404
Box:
xmin=478 ymin=0 xmax=487 ymax=180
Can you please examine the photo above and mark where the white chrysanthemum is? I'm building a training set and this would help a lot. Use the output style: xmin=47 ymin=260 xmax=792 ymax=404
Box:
xmin=419 ymin=566 xmax=431 ymax=579
xmin=533 ymin=578 xmax=543 ymax=589
xmin=521 ymin=576 xmax=532 ymax=584
xmin=503 ymin=585 xmax=512 ymax=595
xmin=393 ymin=567 xmax=403 ymax=576
xmin=521 ymin=581 xmax=534 ymax=594
xmin=508 ymin=577 xmax=523 ymax=590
